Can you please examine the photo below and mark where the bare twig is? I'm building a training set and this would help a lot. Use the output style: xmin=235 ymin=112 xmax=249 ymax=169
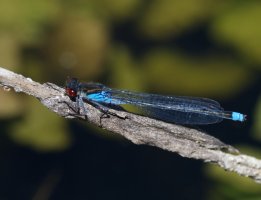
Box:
xmin=0 ymin=66 xmax=261 ymax=183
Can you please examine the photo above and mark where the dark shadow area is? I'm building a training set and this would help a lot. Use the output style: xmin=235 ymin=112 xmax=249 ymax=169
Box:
xmin=0 ymin=121 xmax=205 ymax=200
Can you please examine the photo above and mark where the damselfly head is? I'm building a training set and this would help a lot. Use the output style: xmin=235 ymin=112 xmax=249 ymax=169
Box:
xmin=65 ymin=77 xmax=79 ymax=101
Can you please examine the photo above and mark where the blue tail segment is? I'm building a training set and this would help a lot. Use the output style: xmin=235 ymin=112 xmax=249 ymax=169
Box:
xmin=232 ymin=112 xmax=246 ymax=122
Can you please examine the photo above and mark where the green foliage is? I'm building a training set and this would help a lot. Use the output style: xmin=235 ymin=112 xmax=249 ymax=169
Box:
xmin=46 ymin=16 xmax=108 ymax=80
xmin=0 ymin=0 xmax=59 ymax=44
xmin=211 ymin=1 xmax=261 ymax=66
xmin=108 ymin=46 xmax=144 ymax=90
xmin=9 ymin=99 xmax=71 ymax=152
xmin=138 ymin=0 xmax=227 ymax=38
xmin=253 ymin=97 xmax=261 ymax=141
xmin=140 ymin=50 xmax=252 ymax=97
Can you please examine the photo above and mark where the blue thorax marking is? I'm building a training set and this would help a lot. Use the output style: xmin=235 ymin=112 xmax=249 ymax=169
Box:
xmin=87 ymin=91 xmax=123 ymax=105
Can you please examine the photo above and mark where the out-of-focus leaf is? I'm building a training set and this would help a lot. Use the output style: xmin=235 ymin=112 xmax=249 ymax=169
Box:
xmin=95 ymin=0 xmax=141 ymax=21
xmin=0 ymin=0 xmax=59 ymax=44
xmin=141 ymin=50 xmax=253 ymax=98
xmin=253 ymin=96 xmax=261 ymax=141
xmin=0 ymin=33 xmax=20 ymax=69
xmin=62 ymin=0 xmax=140 ymax=21
xmin=0 ymin=91 xmax=24 ymax=118
xmin=46 ymin=16 xmax=108 ymax=81
xmin=211 ymin=2 xmax=261 ymax=65
xmin=138 ymin=0 xmax=227 ymax=39
xmin=108 ymin=46 xmax=144 ymax=90
xmin=10 ymin=98 xmax=71 ymax=152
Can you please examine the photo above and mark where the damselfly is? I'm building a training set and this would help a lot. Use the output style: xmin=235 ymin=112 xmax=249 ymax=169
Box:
xmin=65 ymin=78 xmax=246 ymax=125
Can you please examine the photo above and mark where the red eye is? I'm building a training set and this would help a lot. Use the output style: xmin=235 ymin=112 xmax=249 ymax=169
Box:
xmin=66 ymin=88 xmax=77 ymax=97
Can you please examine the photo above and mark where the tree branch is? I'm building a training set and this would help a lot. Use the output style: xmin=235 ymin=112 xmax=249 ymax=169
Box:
xmin=0 ymin=66 xmax=261 ymax=183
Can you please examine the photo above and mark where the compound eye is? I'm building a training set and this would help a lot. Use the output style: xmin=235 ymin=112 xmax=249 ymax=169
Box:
xmin=65 ymin=88 xmax=77 ymax=97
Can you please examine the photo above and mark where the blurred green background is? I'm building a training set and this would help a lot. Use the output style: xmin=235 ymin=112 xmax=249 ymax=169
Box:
xmin=0 ymin=0 xmax=260 ymax=199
